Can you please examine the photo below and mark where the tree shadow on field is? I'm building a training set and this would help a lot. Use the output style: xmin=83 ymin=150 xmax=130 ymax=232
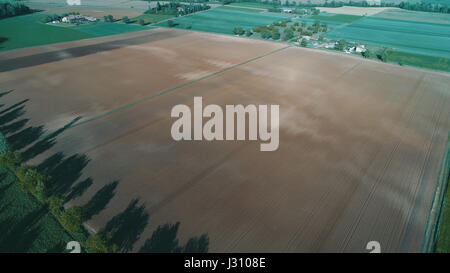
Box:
xmin=1 ymin=118 xmax=29 ymax=135
xmin=0 ymin=99 xmax=29 ymax=115
xmin=37 ymin=152 xmax=91 ymax=197
xmin=21 ymin=116 xmax=82 ymax=162
xmin=0 ymin=37 xmax=9 ymax=49
xmin=0 ymin=90 xmax=13 ymax=98
xmin=65 ymin=177 xmax=93 ymax=202
xmin=0 ymin=105 xmax=27 ymax=126
xmin=0 ymin=92 xmax=210 ymax=253
xmin=0 ymin=208 xmax=45 ymax=253
xmin=105 ymin=198 xmax=149 ymax=253
xmin=139 ymin=222 xmax=209 ymax=253
xmin=83 ymin=180 xmax=118 ymax=220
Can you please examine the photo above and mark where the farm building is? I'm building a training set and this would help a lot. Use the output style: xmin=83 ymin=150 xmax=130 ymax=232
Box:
xmin=62 ymin=15 xmax=97 ymax=23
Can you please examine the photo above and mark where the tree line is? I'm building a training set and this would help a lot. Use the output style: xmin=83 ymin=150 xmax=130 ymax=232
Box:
xmin=145 ymin=2 xmax=210 ymax=16
xmin=0 ymin=1 xmax=32 ymax=19
xmin=221 ymin=0 xmax=450 ymax=14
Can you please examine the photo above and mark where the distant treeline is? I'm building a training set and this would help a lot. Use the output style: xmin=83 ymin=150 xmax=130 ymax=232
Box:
xmin=294 ymin=1 xmax=450 ymax=13
xmin=145 ymin=2 xmax=210 ymax=16
xmin=221 ymin=0 xmax=450 ymax=14
xmin=0 ymin=1 xmax=32 ymax=19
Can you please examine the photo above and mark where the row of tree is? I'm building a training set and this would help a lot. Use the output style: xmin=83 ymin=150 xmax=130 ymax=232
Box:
xmin=0 ymin=151 xmax=96 ymax=248
xmin=221 ymin=0 xmax=450 ymax=14
xmin=289 ymin=0 xmax=449 ymax=14
xmin=145 ymin=2 xmax=210 ymax=16
xmin=40 ymin=12 xmax=80 ymax=23
xmin=0 ymin=1 xmax=32 ymax=19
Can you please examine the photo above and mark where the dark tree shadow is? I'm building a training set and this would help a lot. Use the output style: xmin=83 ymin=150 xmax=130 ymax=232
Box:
xmin=182 ymin=234 xmax=209 ymax=253
xmin=139 ymin=222 xmax=181 ymax=253
xmin=0 ymin=37 xmax=9 ymax=49
xmin=0 ymin=181 xmax=13 ymax=202
xmin=0 ymin=90 xmax=13 ymax=98
xmin=0 ymin=99 xmax=29 ymax=115
xmin=0 ymin=208 xmax=45 ymax=253
xmin=7 ymin=125 xmax=45 ymax=151
xmin=83 ymin=180 xmax=118 ymax=220
xmin=46 ymin=242 xmax=67 ymax=253
xmin=65 ymin=177 xmax=93 ymax=202
xmin=21 ymin=116 xmax=81 ymax=162
xmin=105 ymin=199 xmax=149 ymax=253
xmin=0 ymin=118 xmax=29 ymax=135
xmin=38 ymin=153 xmax=90 ymax=197
xmin=139 ymin=222 xmax=209 ymax=253
xmin=0 ymin=105 xmax=26 ymax=126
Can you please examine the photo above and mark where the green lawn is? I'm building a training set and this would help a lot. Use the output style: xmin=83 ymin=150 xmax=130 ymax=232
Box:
xmin=0 ymin=165 xmax=74 ymax=253
xmin=0 ymin=13 xmax=93 ymax=51
xmin=155 ymin=6 xmax=291 ymax=35
xmin=130 ymin=14 xmax=175 ymax=24
xmin=0 ymin=13 xmax=152 ymax=51
xmin=436 ymin=181 xmax=450 ymax=253
xmin=227 ymin=2 xmax=276 ymax=9
xmin=325 ymin=16 xmax=450 ymax=59
xmin=309 ymin=14 xmax=363 ymax=24
xmin=386 ymin=50 xmax=450 ymax=73
xmin=75 ymin=22 xmax=151 ymax=36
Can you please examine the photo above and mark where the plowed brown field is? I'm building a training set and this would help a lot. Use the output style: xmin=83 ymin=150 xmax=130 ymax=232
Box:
xmin=1 ymin=28 xmax=449 ymax=252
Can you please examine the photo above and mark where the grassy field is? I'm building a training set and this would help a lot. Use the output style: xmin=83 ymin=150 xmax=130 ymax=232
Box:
xmin=385 ymin=50 xmax=450 ymax=73
xmin=0 ymin=165 xmax=74 ymax=253
xmin=130 ymin=14 xmax=175 ymax=24
xmin=75 ymin=22 xmax=151 ymax=36
xmin=0 ymin=13 xmax=93 ymax=51
xmin=0 ymin=13 xmax=151 ymax=51
xmin=325 ymin=16 xmax=450 ymax=58
xmin=373 ymin=9 xmax=450 ymax=25
xmin=436 ymin=176 xmax=450 ymax=253
xmin=227 ymin=2 xmax=276 ymax=9
xmin=309 ymin=14 xmax=363 ymax=24
xmin=155 ymin=6 xmax=291 ymax=34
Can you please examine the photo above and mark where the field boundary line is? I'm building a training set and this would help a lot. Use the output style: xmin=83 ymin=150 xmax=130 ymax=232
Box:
xmin=422 ymin=132 xmax=450 ymax=252
xmin=38 ymin=45 xmax=291 ymax=139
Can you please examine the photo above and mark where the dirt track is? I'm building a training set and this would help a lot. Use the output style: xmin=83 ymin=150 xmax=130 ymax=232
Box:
xmin=0 ymin=28 xmax=449 ymax=252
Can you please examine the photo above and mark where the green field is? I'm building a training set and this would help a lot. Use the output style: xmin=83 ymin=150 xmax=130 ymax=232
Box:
xmin=383 ymin=50 xmax=450 ymax=72
xmin=0 ymin=13 xmax=152 ymax=51
xmin=325 ymin=16 xmax=450 ymax=58
xmin=0 ymin=13 xmax=92 ymax=51
xmin=0 ymin=165 xmax=73 ymax=253
xmin=309 ymin=14 xmax=363 ymax=24
xmin=374 ymin=9 xmax=450 ymax=25
xmin=75 ymin=22 xmax=151 ymax=36
xmin=130 ymin=14 xmax=175 ymax=24
xmin=227 ymin=2 xmax=277 ymax=9
xmin=155 ymin=6 xmax=291 ymax=34
xmin=436 ymin=177 xmax=450 ymax=253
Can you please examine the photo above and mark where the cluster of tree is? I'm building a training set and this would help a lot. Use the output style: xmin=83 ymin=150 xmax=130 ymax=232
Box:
xmin=223 ymin=0 xmax=450 ymax=14
xmin=145 ymin=2 xmax=210 ymax=16
xmin=0 ymin=151 xmax=112 ymax=253
xmin=335 ymin=39 xmax=347 ymax=51
xmin=0 ymin=1 xmax=32 ymax=19
xmin=257 ymin=26 xmax=281 ymax=40
xmin=40 ymin=12 xmax=80 ymax=23
xmin=104 ymin=14 xmax=115 ymax=22
xmin=122 ymin=16 xmax=130 ymax=23
xmin=268 ymin=6 xmax=319 ymax=15
xmin=362 ymin=46 xmax=390 ymax=62
xmin=248 ymin=19 xmax=328 ymax=41
xmin=294 ymin=0 xmax=450 ymax=14
xmin=398 ymin=1 xmax=450 ymax=14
